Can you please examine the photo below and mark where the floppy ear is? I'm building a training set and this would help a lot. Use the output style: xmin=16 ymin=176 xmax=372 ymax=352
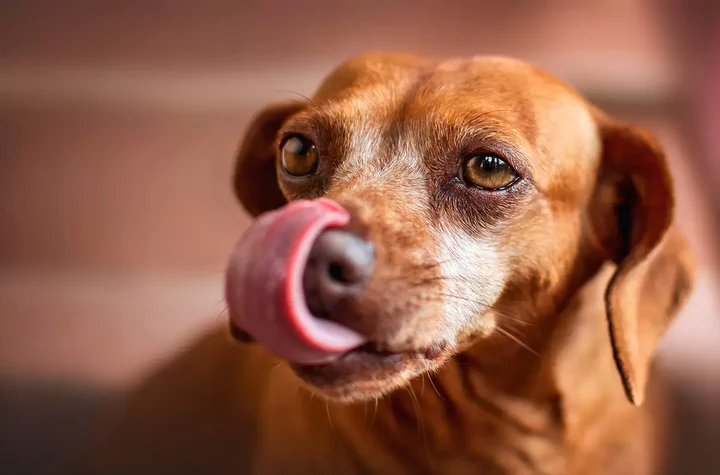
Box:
xmin=589 ymin=114 xmax=695 ymax=406
xmin=234 ymin=102 xmax=305 ymax=216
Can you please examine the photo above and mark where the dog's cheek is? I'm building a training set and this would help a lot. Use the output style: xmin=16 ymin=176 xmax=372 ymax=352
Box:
xmin=435 ymin=225 xmax=509 ymax=341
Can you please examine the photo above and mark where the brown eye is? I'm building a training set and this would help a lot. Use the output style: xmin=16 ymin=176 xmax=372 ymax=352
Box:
xmin=281 ymin=135 xmax=319 ymax=176
xmin=461 ymin=154 xmax=519 ymax=190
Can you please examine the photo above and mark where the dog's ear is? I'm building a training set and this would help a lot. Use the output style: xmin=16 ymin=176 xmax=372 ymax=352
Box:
xmin=234 ymin=102 xmax=305 ymax=216
xmin=589 ymin=113 xmax=694 ymax=406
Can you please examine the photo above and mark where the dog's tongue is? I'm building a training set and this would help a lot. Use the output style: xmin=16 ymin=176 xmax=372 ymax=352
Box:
xmin=225 ymin=199 xmax=368 ymax=365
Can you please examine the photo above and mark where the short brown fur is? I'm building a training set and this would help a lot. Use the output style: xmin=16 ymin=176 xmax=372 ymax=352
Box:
xmin=82 ymin=53 xmax=694 ymax=475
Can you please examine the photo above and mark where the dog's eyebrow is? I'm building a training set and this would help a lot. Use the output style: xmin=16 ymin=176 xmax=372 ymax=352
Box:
xmin=280 ymin=109 xmax=330 ymax=133
xmin=433 ymin=121 xmax=532 ymax=178
xmin=279 ymin=110 xmax=348 ymax=144
xmin=456 ymin=98 xmax=539 ymax=148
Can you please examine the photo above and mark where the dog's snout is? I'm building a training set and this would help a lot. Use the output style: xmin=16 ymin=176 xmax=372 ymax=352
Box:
xmin=303 ymin=229 xmax=374 ymax=318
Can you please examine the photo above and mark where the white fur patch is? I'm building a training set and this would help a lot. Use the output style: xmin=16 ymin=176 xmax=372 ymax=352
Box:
xmin=436 ymin=224 xmax=508 ymax=341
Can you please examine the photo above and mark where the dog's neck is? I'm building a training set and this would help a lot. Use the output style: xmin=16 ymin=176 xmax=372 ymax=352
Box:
xmin=317 ymin=265 xmax=651 ymax=475
xmin=372 ymin=353 xmax=565 ymax=474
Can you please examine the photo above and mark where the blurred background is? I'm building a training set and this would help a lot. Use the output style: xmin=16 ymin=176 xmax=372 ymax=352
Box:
xmin=0 ymin=1 xmax=718 ymax=473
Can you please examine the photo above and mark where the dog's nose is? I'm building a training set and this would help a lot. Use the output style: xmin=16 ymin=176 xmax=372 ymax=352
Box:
xmin=303 ymin=229 xmax=374 ymax=318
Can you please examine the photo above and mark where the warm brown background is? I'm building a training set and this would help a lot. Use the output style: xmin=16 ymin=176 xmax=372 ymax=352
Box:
xmin=0 ymin=1 xmax=718 ymax=474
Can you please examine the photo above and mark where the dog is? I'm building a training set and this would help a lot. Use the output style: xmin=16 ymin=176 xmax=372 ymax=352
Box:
xmin=82 ymin=52 xmax=694 ymax=475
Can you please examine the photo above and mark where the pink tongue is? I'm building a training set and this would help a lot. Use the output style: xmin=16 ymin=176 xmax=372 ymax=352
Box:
xmin=225 ymin=199 xmax=368 ymax=365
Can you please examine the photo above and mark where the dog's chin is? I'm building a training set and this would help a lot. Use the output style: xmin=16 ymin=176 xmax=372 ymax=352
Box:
xmin=289 ymin=342 xmax=449 ymax=403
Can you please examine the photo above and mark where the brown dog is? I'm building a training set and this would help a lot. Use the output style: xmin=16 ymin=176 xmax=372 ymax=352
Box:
xmin=84 ymin=53 xmax=694 ymax=475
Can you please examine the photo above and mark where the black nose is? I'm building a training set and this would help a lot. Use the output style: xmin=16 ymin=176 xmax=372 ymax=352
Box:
xmin=303 ymin=229 xmax=374 ymax=318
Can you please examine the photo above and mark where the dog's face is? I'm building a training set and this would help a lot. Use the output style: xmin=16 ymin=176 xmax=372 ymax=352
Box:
xmin=229 ymin=53 xmax=693 ymax=404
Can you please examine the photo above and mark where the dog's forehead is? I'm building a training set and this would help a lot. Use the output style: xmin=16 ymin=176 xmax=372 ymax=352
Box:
xmin=316 ymin=57 xmax=533 ymax=112
xmin=313 ymin=55 xmax=593 ymax=139
xmin=315 ymin=55 xmax=574 ymax=110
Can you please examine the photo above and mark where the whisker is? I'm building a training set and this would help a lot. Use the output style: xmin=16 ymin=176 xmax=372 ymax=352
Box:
xmin=407 ymin=384 xmax=435 ymax=470
xmin=274 ymin=90 xmax=317 ymax=107
xmin=325 ymin=401 xmax=337 ymax=451
xmin=494 ymin=313 xmax=536 ymax=328
xmin=421 ymin=292 xmax=534 ymax=327
xmin=495 ymin=327 xmax=540 ymax=357
xmin=326 ymin=402 xmax=335 ymax=432
xmin=428 ymin=374 xmax=445 ymax=402
xmin=406 ymin=385 xmax=424 ymax=435
xmin=269 ymin=362 xmax=284 ymax=378
xmin=370 ymin=397 xmax=379 ymax=431
xmin=215 ymin=305 xmax=229 ymax=322
xmin=435 ymin=293 xmax=535 ymax=326
xmin=380 ymin=273 xmax=536 ymax=328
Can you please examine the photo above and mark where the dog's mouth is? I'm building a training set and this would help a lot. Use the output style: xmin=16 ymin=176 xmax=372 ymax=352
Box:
xmin=288 ymin=340 xmax=448 ymax=400
xmin=224 ymin=199 xmax=449 ymax=398
xmin=229 ymin=316 xmax=447 ymax=399
xmin=289 ymin=339 xmax=446 ymax=372
xmin=228 ymin=313 xmax=448 ymax=392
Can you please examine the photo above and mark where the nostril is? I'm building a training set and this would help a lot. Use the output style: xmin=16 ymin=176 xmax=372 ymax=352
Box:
xmin=313 ymin=230 xmax=374 ymax=285
xmin=328 ymin=261 xmax=351 ymax=284
xmin=303 ymin=229 xmax=374 ymax=317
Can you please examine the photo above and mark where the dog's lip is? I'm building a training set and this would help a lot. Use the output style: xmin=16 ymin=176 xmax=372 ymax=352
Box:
xmin=290 ymin=340 xmax=447 ymax=371
xmin=356 ymin=341 xmax=448 ymax=360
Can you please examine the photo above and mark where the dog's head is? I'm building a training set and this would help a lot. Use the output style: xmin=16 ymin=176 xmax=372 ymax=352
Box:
xmin=226 ymin=53 xmax=693 ymax=405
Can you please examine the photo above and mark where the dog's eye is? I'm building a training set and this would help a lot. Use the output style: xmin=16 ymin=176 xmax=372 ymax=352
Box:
xmin=281 ymin=135 xmax=319 ymax=176
xmin=461 ymin=154 xmax=519 ymax=190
